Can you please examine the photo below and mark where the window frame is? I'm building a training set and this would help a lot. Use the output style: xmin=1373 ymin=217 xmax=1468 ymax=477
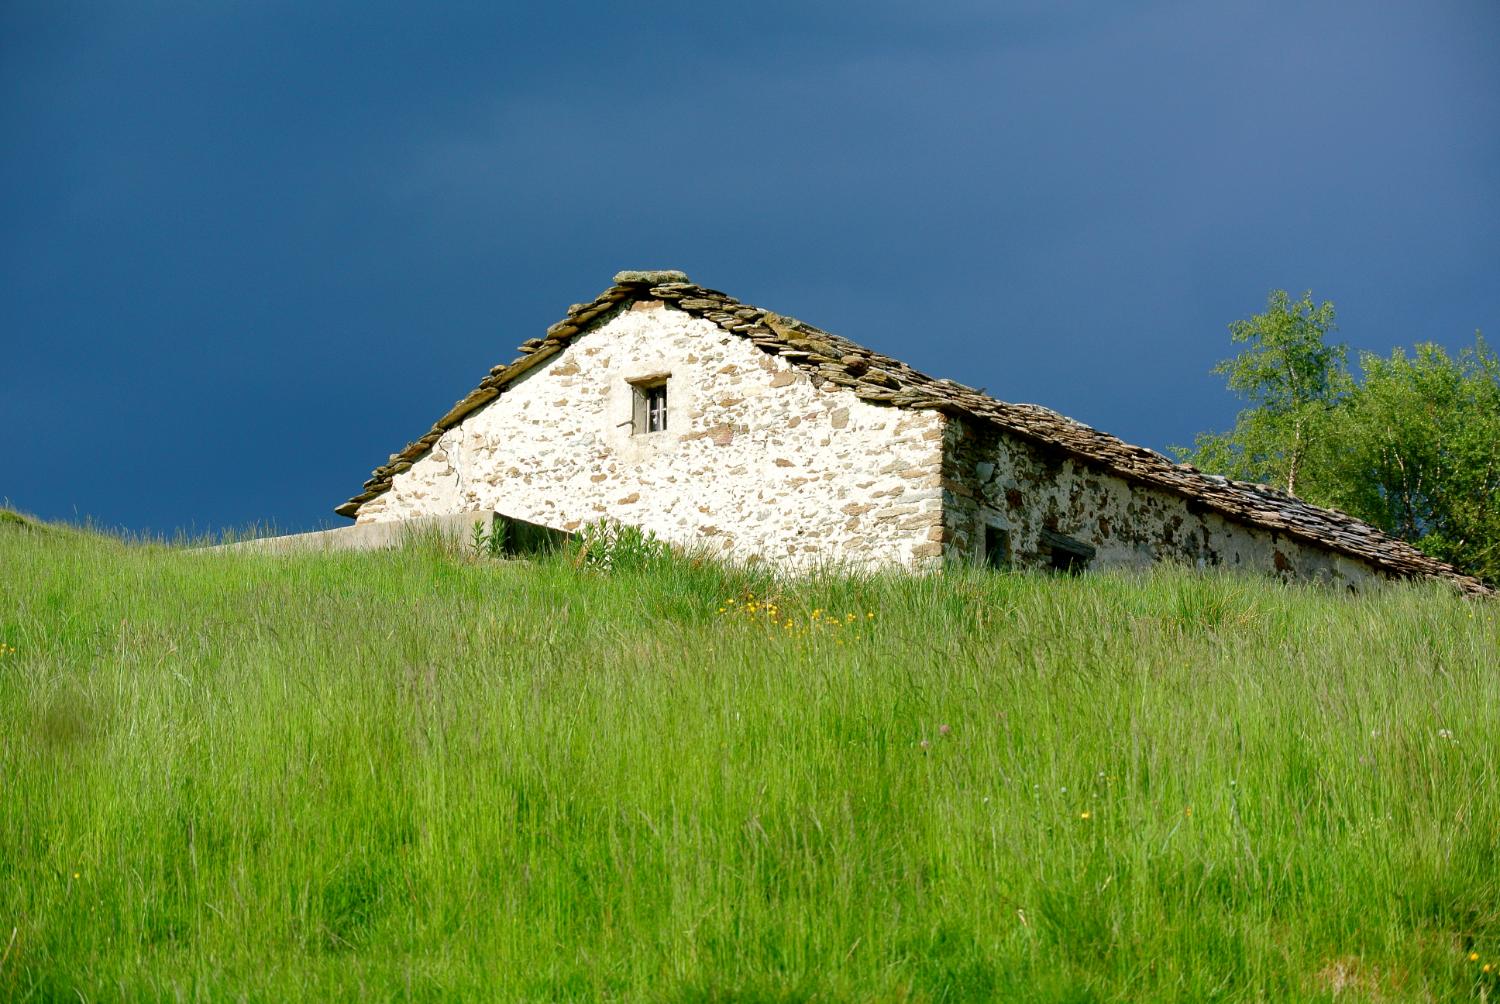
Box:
xmin=629 ymin=375 xmax=670 ymax=436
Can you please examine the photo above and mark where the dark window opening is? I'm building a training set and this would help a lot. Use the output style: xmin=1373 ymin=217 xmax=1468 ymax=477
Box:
xmin=984 ymin=524 xmax=1010 ymax=569
xmin=1039 ymin=528 xmax=1095 ymax=575
xmin=1049 ymin=548 xmax=1088 ymax=574
xmin=647 ymin=384 xmax=668 ymax=432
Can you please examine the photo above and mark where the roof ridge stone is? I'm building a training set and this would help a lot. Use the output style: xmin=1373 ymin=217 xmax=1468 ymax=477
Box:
xmin=613 ymin=269 xmax=689 ymax=285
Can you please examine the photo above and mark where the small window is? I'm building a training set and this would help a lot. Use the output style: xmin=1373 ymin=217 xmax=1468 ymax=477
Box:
xmin=1049 ymin=548 xmax=1088 ymax=574
xmin=1039 ymin=528 xmax=1095 ymax=575
xmin=630 ymin=379 xmax=669 ymax=435
xmin=984 ymin=524 xmax=1010 ymax=569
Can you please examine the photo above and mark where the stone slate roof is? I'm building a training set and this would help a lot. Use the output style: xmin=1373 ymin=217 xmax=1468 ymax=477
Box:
xmin=338 ymin=270 xmax=1491 ymax=596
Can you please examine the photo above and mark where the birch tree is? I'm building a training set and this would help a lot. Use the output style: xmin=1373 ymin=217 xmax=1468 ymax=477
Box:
xmin=1178 ymin=290 xmax=1348 ymax=497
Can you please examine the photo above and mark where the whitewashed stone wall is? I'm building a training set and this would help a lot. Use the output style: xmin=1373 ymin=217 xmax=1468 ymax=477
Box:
xmin=357 ymin=301 xmax=947 ymax=569
xmin=939 ymin=417 xmax=1387 ymax=590
xmin=354 ymin=301 xmax=1392 ymax=587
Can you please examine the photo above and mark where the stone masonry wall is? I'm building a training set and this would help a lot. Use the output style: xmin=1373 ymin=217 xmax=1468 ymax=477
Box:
xmin=356 ymin=301 xmax=947 ymax=569
xmin=940 ymin=416 xmax=1388 ymax=590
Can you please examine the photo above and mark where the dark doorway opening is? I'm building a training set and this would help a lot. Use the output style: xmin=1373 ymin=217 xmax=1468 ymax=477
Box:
xmin=984 ymin=524 xmax=1010 ymax=569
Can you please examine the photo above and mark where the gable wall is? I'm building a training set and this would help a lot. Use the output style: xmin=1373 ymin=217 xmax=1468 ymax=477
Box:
xmin=355 ymin=301 xmax=947 ymax=568
xmin=940 ymin=417 xmax=1388 ymax=590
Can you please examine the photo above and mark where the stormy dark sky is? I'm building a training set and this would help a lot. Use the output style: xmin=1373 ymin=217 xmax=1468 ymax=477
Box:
xmin=4 ymin=2 xmax=1497 ymax=535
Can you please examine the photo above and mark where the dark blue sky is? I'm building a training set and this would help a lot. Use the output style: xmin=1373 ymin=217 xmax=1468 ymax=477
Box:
xmin=4 ymin=2 xmax=1497 ymax=536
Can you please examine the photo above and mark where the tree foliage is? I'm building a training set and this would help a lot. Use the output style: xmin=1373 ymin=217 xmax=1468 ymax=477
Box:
xmin=1321 ymin=338 xmax=1500 ymax=581
xmin=1178 ymin=290 xmax=1500 ymax=584
xmin=1179 ymin=291 xmax=1348 ymax=497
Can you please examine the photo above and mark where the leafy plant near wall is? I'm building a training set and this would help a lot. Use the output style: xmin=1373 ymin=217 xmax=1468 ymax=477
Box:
xmin=466 ymin=516 xmax=672 ymax=569
xmin=467 ymin=519 xmax=489 ymax=558
xmin=468 ymin=519 xmax=507 ymax=560
xmin=569 ymin=518 xmax=671 ymax=572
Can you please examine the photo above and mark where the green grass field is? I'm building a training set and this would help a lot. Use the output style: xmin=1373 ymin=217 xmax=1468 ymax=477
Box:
xmin=2 ymin=513 xmax=1498 ymax=1002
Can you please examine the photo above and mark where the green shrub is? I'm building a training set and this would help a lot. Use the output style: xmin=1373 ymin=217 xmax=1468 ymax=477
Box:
xmin=569 ymin=517 xmax=672 ymax=572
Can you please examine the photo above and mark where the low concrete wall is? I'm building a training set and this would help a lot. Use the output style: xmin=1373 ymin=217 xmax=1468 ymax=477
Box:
xmin=210 ymin=512 xmax=495 ymax=555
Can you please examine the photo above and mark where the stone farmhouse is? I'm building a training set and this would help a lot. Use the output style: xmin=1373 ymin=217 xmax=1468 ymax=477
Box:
xmin=336 ymin=270 xmax=1488 ymax=595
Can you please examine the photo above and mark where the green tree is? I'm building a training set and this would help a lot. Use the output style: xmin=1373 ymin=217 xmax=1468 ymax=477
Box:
xmin=1180 ymin=289 xmax=1500 ymax=583
xmin=1321 ymin=336 xmax=1500 ymax=583
xmin=1177 ymin=290 xmax=1349 ymax=497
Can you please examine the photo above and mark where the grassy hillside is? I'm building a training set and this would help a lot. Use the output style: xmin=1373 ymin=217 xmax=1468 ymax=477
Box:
xmin=2 ymin=515 xmax=1498 ymax=1002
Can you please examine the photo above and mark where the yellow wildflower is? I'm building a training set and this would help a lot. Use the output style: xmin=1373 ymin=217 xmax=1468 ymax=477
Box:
xmin=1471 ymin=952 xmax=1481 ymax=962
